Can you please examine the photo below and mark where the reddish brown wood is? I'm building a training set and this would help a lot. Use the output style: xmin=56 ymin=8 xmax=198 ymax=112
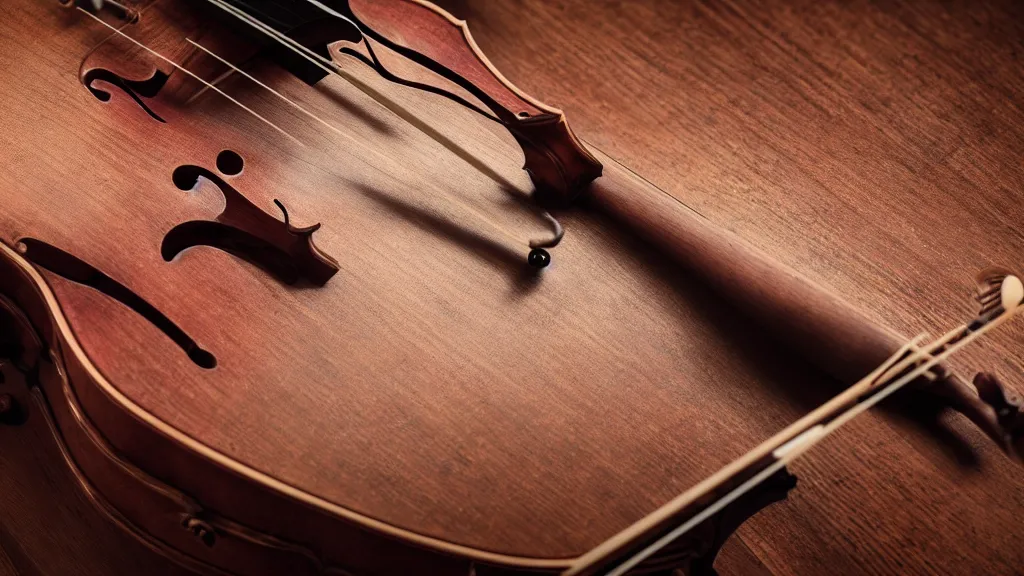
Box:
xmin=4 ymin=2 xmax=823 ymax=573
xmin=586 ymin=158 xmax=1017 ymax=452
xmin=1 ymin=1 xmax=1023 ymax=576
xmin=436 ymin=1 xmax=1024 ymax=574
xmin=0 ymin=360 xmax=204 ymax=576
xmin=160 ymin=162 xmax=340 ymax=286
xmin=0 ymin=548 xmax=15 ymax=576
xmin=344 ymin=0 xmax=604 ymax=200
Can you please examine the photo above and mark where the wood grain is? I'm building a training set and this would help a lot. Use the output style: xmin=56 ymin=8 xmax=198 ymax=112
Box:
xmin=1 ymin=0 xmax=1023 ymax=575
xmin=0 ymin=547 xmax=16 ymax=576
xmin=430 ymin=0 xmax=1024 ymax=574
xmin=1 ymin=0 xmax=837 ymax=571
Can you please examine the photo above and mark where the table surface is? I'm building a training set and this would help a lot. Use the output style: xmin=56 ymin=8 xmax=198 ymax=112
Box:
xmin=427 ymin=0 xmax=1024 ymax=575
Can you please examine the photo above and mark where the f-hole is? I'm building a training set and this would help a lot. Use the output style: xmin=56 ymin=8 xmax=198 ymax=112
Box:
xmin=216 ymin=150 xmax=244 ymax=176
xmin=164 ymin=155 xmax=340 ymax=287
xmin=82 ymin=68 xmax=169 ymax=123
xmin=17 ymin=239 xmax=216 ymax=369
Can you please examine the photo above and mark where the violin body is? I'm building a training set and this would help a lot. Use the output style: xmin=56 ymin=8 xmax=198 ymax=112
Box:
xmin=0 ymin=1 xmax=788 ymax=573
xmin=1 ymin=1 xmax=1023 ymax=575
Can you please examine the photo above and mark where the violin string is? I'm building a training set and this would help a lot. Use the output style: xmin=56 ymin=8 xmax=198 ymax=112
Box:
xmin=199 ymin=0 xmax=564 ymax=249
xmin=605 ymin=299 xmax=1023 ymax=576
xmin=602 ymin=275 xmax=1024 ymax=573
xmin=185 ymin=38 xmax=356 ymax=142
xmin=201 ymin=0 xmax=519 ymax=192
xmin=185 ymin=67 xmax=240 ymax=105
xmin=290 ymin=0 xmax=541 ymax=197
xmin=75 ymin=6 xmax=1015 ymax=568
xmin=182 ymin=39 xmax=540 ymax=255
xmin=191 ymin=0 xmax=337 ymax=99
xmin=77 ymin=8 xmax=304 ymax=146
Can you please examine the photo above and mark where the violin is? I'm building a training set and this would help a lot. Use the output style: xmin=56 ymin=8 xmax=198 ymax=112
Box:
xmin=0 ymin=1 xmax=1021 ymax=575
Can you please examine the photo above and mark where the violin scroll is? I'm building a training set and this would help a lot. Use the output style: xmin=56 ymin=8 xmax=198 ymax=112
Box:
xmin=966 ymin=269 xmax=1024 ymax=457
xmin=975 ymin=267 xmax=1024 ymax=319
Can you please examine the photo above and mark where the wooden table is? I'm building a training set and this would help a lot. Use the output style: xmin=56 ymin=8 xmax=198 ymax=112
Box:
xmin=427 ymin=1 xmax=1024 ymax=574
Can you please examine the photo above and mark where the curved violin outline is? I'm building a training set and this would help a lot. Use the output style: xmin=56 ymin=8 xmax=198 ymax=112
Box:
xmin=0 ymin=232 xmax=804 ymax=575
xmin=0 ymin=237 xmax=578 ymax=574
xmin=14 ymin=238 xmax=216 ymax=370
xmin=49 ymin=2 xmax=1024 ymax=569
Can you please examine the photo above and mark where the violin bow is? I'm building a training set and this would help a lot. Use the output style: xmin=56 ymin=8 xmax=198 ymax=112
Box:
xmin=564 ymin=269 xmax=1024 ymax=576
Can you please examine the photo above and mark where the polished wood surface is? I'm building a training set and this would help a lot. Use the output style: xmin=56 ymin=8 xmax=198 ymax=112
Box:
xmin=433 ymin=0 xmax=1024 ymax=574
xmin=0 ymin=364 xmax=197 ymax=576
xmin=1 ymin=0 xmax=1022 ymax=575
xmin=2 ymin=1 xmax=845 ymax=571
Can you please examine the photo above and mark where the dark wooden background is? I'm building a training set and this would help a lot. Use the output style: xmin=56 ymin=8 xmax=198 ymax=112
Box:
xmin=3 ymin=1 xmax=1022 ymax=575
xmin=426 ymin=1 xmax=1024 ymax=575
